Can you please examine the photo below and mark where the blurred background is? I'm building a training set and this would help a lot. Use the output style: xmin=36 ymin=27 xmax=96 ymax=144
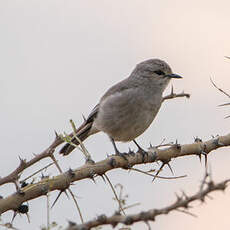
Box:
xmin=0 ymin=0 xmax=230 ymax=229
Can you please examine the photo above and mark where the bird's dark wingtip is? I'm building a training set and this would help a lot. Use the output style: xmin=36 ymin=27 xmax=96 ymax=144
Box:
xmin=59 ymin=143 xmax=75 ymax=156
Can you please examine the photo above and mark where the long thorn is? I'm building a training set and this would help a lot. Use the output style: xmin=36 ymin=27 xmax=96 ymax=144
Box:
xmin=51 ymin=190 xmax=63 ymax=209
xmin=50 ymin=155 xmax=83 ymax=223
xmin=167 ymin=162 xmax=174 ymax=175
xmin=152 ymin=162 xmax=166 ymax=182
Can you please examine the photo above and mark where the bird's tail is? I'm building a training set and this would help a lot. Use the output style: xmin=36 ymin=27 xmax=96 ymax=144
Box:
xmin=59 ymin=123 xmax=93 ymax=156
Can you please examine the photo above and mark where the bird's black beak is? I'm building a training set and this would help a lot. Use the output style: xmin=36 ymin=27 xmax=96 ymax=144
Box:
xmin=165 ymin=73 xmax=183 ymax=79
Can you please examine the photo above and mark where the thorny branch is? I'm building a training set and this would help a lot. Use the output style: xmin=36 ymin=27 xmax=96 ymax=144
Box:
xmin=0 ymin=133 xmax=229 ymax=214
xmin=65 ymin=174 xmax=230 ymax=230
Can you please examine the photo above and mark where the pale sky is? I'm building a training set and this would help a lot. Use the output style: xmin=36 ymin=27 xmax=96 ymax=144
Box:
xmin=0 ymin=1 xmax=230 ymax=229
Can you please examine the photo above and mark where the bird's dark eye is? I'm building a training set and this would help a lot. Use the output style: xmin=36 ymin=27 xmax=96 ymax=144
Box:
xmin=154 ymin=70 xmax=165 ymax=75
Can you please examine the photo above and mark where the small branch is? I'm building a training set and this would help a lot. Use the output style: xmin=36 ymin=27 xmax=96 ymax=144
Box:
xmin=65 ymin=177 xmax=230 ymax=230
xmin=123 ymin=203 xmax=141 ymax=211
xmin=219 ymin=102 xmax=230 ymax=107
xmin=67 ymin=189 xmax=84 ymax=224
xmin=210 ymin=78 xmax=230 ymax=99
xmin=210 ymin=78 xmax=230 ymax=118
xmin=61 ymin=120 xmax=94 ymax=163
xmin=162 ymin=86 xmax=190 ymax=102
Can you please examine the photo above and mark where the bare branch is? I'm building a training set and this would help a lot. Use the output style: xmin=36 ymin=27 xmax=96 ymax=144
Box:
xmin=65 ymin=177 xmax=230 ymax=230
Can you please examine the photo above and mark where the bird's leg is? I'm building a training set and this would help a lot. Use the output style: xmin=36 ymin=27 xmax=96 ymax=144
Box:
xmin=111 ymin=138 xmax=120 ymax=155
xmin=133 ymin=139 xmax=148 ymax=162
xmin=111 ymin=138 xmax=128 ymax=160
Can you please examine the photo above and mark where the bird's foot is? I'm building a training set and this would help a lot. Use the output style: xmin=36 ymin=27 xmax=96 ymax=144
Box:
xmin=137 ymin=148 xmax=148 ymax=162
xmin=133 ymin=140 xmax=148 ymax=162
xmin=110 ymin=137 xmax=129 ymax=161
xmin=115 ymin=150 xmax=129 ymax=161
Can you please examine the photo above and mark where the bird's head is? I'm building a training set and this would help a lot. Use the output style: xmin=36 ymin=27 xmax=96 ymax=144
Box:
xmin=132 ymin=59 xmax=182 ymax=90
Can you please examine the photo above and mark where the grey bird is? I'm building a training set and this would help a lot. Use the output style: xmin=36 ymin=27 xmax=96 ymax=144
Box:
xmin=60 ymin=59 xmax=182 ymax=156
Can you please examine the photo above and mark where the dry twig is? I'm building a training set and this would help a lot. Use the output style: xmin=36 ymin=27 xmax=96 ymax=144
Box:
xmin=162 ymin=86 xmax=190 ymax=102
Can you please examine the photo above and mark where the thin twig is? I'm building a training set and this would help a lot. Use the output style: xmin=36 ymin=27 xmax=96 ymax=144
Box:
xmin=219 ymin=102 xmax=230 ymax=107
xmin=20 ymin=162 xmax=55 ymax=184
xmin=70 ymin=119 xmax=90 ymax=157
xmin=210 ymin=78 xmax=230 ymax=98
xmin=47 ymin=192 xmax=50 ymax=230
xmin=62 ymin=119 xmax=92 ymax=160
xmin=67 ymin=189 xmax=84 ymax=224
xmin=62 ymin=133 xmax=84 ymax=154
xmin=104 ymin=174 xmax=126 ymax=215
xmin=123 ymin=203 xmax=141 ymax=211
xmin=130 ymin=168 xmax=187 ymax=180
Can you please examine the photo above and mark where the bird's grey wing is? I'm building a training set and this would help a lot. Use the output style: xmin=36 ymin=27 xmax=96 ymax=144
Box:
xmin=101 ymin=78 xmax=139 ymax=102
xmin=86 ymin=103 xmax=99 ymax=123
xmin=84 ymin=78 xmax=135 ymax=123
